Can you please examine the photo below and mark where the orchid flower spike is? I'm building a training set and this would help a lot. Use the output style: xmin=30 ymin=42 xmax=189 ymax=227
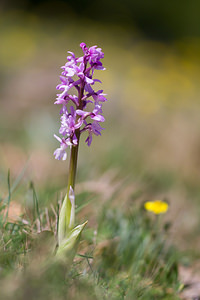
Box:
xmin=54 ymin=43 xmax=107 ymax=160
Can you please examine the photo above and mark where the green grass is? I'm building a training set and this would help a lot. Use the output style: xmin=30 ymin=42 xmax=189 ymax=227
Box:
xmin=0 ymin=172 xmax=182 ymax=300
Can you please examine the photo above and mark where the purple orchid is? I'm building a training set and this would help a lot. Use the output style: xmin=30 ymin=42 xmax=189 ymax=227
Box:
xmin=54 ymin=43 xmax=107 ymax=160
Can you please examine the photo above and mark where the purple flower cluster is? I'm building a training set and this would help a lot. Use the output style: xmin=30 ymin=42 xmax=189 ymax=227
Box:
xmin=54 ymin=43 xmax=107 ymax=160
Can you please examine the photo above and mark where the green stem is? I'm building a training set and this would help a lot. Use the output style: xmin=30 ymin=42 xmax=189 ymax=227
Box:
xmin=67 ymin=132 xmax=80 ymax=192
xmin=65 ymin=129 xmax=80 ymax=224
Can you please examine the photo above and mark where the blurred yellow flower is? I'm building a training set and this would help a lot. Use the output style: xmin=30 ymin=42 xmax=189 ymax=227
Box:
xmin=144 ymin=200 xmax=168 ymax=214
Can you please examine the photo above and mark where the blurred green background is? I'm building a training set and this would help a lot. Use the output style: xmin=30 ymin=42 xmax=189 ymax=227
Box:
xmin=1 ymin=0 xmax=200 ymax=256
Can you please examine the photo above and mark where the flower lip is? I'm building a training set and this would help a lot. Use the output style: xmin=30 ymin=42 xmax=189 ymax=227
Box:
xmin=53 ymin=134 xmax=73 ymax=160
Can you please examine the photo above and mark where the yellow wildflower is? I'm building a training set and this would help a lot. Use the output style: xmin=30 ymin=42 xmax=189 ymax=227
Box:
xmin=144 ymin=200 xmax=169 ymax=214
